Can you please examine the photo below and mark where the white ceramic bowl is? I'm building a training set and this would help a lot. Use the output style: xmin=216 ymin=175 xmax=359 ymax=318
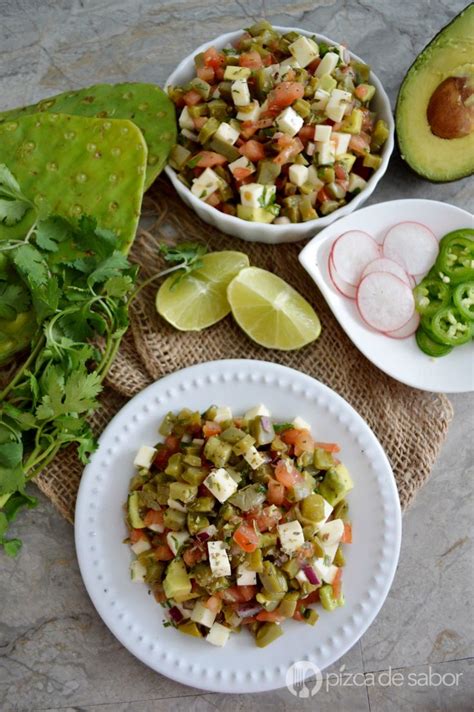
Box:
xmin=299 ymin=199 xmax=474 ymax=393
xmin=164 ymin=26 xmax=394 ymax=244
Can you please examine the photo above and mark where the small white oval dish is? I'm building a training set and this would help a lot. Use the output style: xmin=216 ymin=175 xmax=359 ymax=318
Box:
xmin=75 ymin=359 xmax=401 ymax=693
xmin=299 ymin=200 xmax=474 ymax=393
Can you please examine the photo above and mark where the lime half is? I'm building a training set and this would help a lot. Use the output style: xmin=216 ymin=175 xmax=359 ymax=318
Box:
xmin=156 ymin=251 xmax=249 ymax=331
xmin=227 ymin=266 xmax=321 ymax=350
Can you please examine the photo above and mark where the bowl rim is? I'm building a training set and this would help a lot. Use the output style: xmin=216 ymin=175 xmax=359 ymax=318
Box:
xmin=164 ymin=25 xmax=395 ymax=236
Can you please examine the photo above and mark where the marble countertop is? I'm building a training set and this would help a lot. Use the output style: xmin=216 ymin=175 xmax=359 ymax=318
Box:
xmin=1 ymin=1 xmax=473 ymax=710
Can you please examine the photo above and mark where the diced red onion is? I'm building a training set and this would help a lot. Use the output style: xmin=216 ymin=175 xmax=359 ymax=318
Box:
xmin=168 ymin=606 xmax=184 ymax=624
xmin=237 ymin=603 xmax=263 ymax=619
xmin=261 ymin=416 xmax=273 ymax=433
xmin=195 ymin=531 xmax=211 ymax=542
xmin=303 ymin=565 xmax=321 ymax=586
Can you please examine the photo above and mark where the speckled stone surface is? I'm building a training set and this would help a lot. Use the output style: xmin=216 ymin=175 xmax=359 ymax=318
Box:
xmin=0 ymin=2 xmax=473 ymax=711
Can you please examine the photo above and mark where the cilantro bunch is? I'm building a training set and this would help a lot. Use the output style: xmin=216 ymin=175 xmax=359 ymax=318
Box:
xmin=0 ymin=165 xmax=205 ymax=556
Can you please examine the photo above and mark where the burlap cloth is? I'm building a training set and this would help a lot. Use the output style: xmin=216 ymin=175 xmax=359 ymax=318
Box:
xmin=35 ymin=178 xmax=453 ymax=521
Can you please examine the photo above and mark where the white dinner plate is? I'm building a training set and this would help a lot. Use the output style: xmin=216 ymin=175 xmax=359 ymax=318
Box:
xmin=299 ymin=199 xmax=474 ymax=393
xmin=75 ymin=360 xmax=401 ymax=693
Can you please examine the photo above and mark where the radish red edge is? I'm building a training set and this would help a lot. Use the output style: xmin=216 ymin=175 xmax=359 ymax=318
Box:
xmin=356 ymin=271 xmax=416 ymax=333
xmin=328 ymin=253 xmax=357 ymax=299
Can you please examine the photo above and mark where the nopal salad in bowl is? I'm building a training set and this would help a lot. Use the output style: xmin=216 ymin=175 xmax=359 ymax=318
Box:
xmin=165 ymin=22 xmax=394 ymax=243
xmin=125 ymin=403 xmax=353 ymax=648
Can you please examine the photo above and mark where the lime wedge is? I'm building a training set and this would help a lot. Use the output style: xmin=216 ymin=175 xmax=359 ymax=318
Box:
xmin=156 ymin=251 xmax=250 ymax=331
xmin=227 ymin=267 xmax=321 ymax=350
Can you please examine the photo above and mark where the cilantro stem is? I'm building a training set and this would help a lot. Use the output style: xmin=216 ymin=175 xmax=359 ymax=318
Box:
xmin=0 ymin=332 xmax=44 ymax=401
xmin=129 ymin=264 xmax=188 ymax=304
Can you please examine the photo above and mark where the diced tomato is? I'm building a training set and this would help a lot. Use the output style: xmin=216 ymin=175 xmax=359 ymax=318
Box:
xmin=153 ymin=445 xmax=173 ymax=471
xmin=233 ymin=32 xmax=252 ymax=50
xmin=232 ymin=166 xmax=253 ymax=181
xmin=240 ymin=615 xmax=259 ymax=625
xmin=165 ymin=434 xmax=181 ymax=453
xmin=317 ymin=187 xmax=330 ymax=203
xmin=274 ymin=459 xmax=303 ymax=488
xmin=193 ymin=116 xmax=208 ymax=130
xmin=203 ymin=46 xmax=226 ymax=71
xmin=256 ymin=610 xmax=285 ymax=622
xmin=267 ymin=478 xmax=285 ymax=506
xmin=218 ymin=585 xmax=257 ymax=603
xmin=239 ymin=50 xmax=263 ymax=69
xmin=144 ymin=509 xmax=164 ymax=529
xmin=253 ymin=505 xmax=282 ymax=532
xmin=273 ymin=137 xmax=304 ymax=165
xmin=361 ymin=109 xmax=374 ymax=132
xmin=281 ymin=428 xmax=314 ymax=456
xmin=341 ymin=522 xmax=352 ymax=544
xmin=349 ymin=133 xmax=370 ymax=155
xmin=268 ymin=81 xmax=305 ymax=110
xmin=233 ymin=523 xmax=260 ymax=552
xmin=183 ymin=89 xmax=203 ymax=106
xmin=205 ymin=595 xmax=223 ymax=614
xmin=205 ymin=192 xmax=221 ymax=207
xmin=355 ymin=84 xmax=369 ymax=101
xmin=314 ymin=441 xmax=341 ymax=453
xmin=239 ymin=140 xmax=266 ymax=161
xmin=197 ymin=64 xmax=215 ymax=83
xmin=202 ymin=421 xmax=222 ymax=438
xmin=298 ymin=125 xmax=316 ymax=143
xmin=183 ymin=543 xmax=207 ymax=567
xmin=154 ymin=544 xmax=174 ymax=561
xmin=240 ymin=118 xmax=274 ymax=139
xmin=332 ymin=568 xmax=343 ymax=600
xmin=130 ymin=528 xmax=147 ymax=544
xmin=335 ymin=164 xmax=348 ymax=182
xmin=307 ymin=58 xmax=321 ymax=74
xmin=262 ymin=53 xmax=276 ymax=67
xmin=301 ymin=590 xmax=320 ymax=605
xmin=153 ymin=585 xmax=167 ymax=603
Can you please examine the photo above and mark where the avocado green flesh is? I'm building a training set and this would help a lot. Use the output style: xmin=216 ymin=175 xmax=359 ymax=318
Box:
xmin=396 ymin=4 xmax=474 ymax=182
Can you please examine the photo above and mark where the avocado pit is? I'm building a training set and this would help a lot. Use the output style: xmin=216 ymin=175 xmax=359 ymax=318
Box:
xmin=427 ymin=76 xmax=474 ymax=139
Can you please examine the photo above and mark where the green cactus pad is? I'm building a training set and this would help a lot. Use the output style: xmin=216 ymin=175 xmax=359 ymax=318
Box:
xmin=0 ymin=112 xmax=147 ymax=250
xmin=0 ymin=83 xmax=176 ymax=190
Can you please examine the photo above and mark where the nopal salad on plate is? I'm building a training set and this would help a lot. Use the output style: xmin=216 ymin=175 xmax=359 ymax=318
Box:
xmin=125 ymin=404 xmax=354 ymax=648
xmin=167 ymin=21 xmax=389 ymax=225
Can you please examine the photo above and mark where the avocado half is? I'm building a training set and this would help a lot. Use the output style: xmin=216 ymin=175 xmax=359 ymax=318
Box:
xmin=396 ymin=4 xmax=474 ymax=182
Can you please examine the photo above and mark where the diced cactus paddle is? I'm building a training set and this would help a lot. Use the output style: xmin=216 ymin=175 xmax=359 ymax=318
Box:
xmin=0 ymin=83 xmax=176 ymax=190
xmin=0 ymin=112 xmax=147 ymax=250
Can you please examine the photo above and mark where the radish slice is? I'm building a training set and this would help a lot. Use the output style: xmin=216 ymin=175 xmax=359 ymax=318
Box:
xmin=357 ymin=272 xmax=415 ymax=332
xmin=385 ymin=311 xmax=420 ymax=339
xmin=383 ymin=222 xmax=438 ymax=276
xmin=328 ymin=255 xmax=357 ymax=299
xmin=361 ymin=257 xmax=411 ymax=286
xmin=332 ymin=230 xmax=380 ymax=286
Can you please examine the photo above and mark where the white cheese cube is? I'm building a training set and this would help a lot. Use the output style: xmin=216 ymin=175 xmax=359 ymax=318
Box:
xmin=318 ymin=541 xmax=339 ymax=565
xmin=348 ymin=172 xmax=367 ymax=193
xmin=243 ymin=445 xmax=266 ymax=470
xmin=315 ymin=51 xmax=339 ymax=77
xmin=231 ymin=79 xmax=251 ymax=106
xmin=289 ymin=164 xmax=309 ymax=188
xmin=178 ymin=106 xmax=195 ymax=130
xmin=318 ymin=140 xmax=336 ymax=165
xmin=213 ymin=405 xmax=233 ymax=422
xmin=306 ymin=141 xmax=315 ymax=156
xmin=325 ymin=101 xmax=347 ymax=123
xmin=237 ymin=563 xmax=257 ymax=586
xmin=275 ymin=106 xmax=304 ymax=137
xmin=240 ymin=183 xmax=276 ymax=209
xmin=224 ymin=65 xmax=251 ymax=81
xmin=289 ymin=36 xmax=319 ymax=68
xmin=190 ymin=600 xmax=217 ymax=628
xmin=292 ymin=416 xmax=311 ymax=431
xmin=148 ymin=519 xmax=164 ymax=533
xmin=296 ymin=568 xmax=309 ymax=584
xmin=244 ymin=404 xmax=271 ymax=420
xmin=229 ymin=155 xmax=256 ymax=178
xmin=131 ymin=538 xmax=151 ymax=555
xmin=275 ymin=57 xmax=301 ymax=82
xmin=315 ymin=498 xmax=334 ymax=526
xmin=277 ymin=520 xmax=305 ymax=555
xmin=208 ymin=541 xmax=231 ymax=577
xmin=133 ymin=445 xmax=157 ymax=470
xmin=130 ymin=559 xmax=146 ymax=582
xmin=191 ymin=167 xmax=222 ymax=200
xmin=312 ymin=91 xmax=330 ymax=111
xmin=313 ymin=558 xmax=339 ymax=584
xmin=181 ymin=128 xmax=199 ymax=142
xmin=214 ymin=122 xmax=240 ymax=145
xmin=317 ymin=518 xmax=344 ymax=545
xmin=314 ymin=124 xmax=332 ymax=142
xmin=332 ymin=131 xmax=351 ymax=156
xmin=166 ymin=530 xmax=190 ymax=556
xmin=206 ymin=622 xmax=231 ymax=647
xmin=237 ymin=100 xmax=260 ymax=122
xmin=204 ymin=468 xmax=238 ymax=503
xmin=167 ymin=498 xmax=187 ymax=512
xmin=331 ymin=88 xmax=352 ymax=103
